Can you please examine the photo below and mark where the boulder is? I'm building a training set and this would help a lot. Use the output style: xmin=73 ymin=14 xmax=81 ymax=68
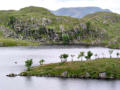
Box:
xmin=99 ymin=72 xmax=107 ymax=79
xmin=61 ymin=71 xmax=68 ymax=77
xmin=85 ymin=72 xmax=90 ymax=78
xmin=7 ymin=73 xmax=17 ymax=77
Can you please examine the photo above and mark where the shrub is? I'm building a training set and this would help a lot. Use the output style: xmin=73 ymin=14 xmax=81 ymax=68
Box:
xmin=86 ymin=21 xmax=91 ymax=32
xmin=8 ymin=16 xmax=16 ymax=28
xmin=62 ymin=34 xmax=70 ymax=44
xmin=109 ymin=50 xmax=113 ymax=58
xmin=25 ymin=59 xmax=33 ymax=71
xmin=60 ymin=54 xmax=69 ymax=62
xmin=39 ymin=59 xmax=45 ymax=65
xmin=116 ymin=52 xmax=120 ymax=58
xmin=78 ymin=52 xmax=84 ymax=61
xmin=85 ymin=51 xmax=93 ymax=60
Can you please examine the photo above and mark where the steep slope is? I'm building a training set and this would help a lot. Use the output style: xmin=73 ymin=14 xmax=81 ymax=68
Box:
xmin=0 ymin=6 xmax=119 ymax=48
xmin=52 ymin=7 xmax=111 ymax=18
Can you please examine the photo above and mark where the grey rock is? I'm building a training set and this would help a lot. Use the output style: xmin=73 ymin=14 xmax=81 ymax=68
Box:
xmin=61 ymin=71 xmax=68 ymax=77
xmin=85 ymin=72 xmax=90 ymax=78
xmin=99 ymin=72 xmax=107 ymax=78
xmin=7 ymin=73 xmax=17 ymax=77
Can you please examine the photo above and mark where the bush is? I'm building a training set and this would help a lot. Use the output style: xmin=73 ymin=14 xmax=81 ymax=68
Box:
xmin=60 ymin=54 xmax=69 ymax=62
xmin=62 ymin=34 xmax=70 ymax=44
xmin=85 ymin=51 xmax=93 ymax=60
xmin=8 ymin=16 xmax=16 ymax=28
xmin=39 ymin=59 xmax=45 ymax=65
xmin=86 ymin=21 xmax=91 ymax=32
xmin=25 ymin=59 xmax=33 ymax=71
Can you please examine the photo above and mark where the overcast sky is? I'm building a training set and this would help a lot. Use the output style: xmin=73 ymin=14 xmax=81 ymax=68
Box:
xmin=0 ymin=0 xmax=120 ymax=13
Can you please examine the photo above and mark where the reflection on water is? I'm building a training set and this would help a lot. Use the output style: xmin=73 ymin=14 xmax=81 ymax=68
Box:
xmin=0 ymin=46 xmax=120 ymax=90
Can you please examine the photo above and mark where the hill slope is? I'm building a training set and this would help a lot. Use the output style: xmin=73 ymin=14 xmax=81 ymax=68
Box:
xmin=52 ymin=7 xmax=111 ymax=18
xmin=0 ymin=6 xmax=119 ymax=48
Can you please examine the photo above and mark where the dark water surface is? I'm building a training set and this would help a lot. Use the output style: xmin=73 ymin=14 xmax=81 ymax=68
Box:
xmin=0 ymin=46 xmax=120 ymax=90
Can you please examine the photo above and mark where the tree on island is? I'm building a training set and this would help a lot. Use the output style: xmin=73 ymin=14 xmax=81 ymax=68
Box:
xmin=94 ymin=54 xmax=98 ymax=59
xmin=25 ymin=59 xmax=33 ymax=71
xmin=78 ymin=52 xmax=84 ymax=61
xmin=85 ymin=51 xmax=93 ymax=60
xmin=71 ymin=54 xmax=75 ymax=61
xmin=39 ymin=59 xmax=45 ymax=65
xmin=116 ymin=52 xmax=120 ymax=58
xmin=60 ymin=54 xmax=69 ymax=62
xmin=109 ymin=50 xmax=113 ymax=58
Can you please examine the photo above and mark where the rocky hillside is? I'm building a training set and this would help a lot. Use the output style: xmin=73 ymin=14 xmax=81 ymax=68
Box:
xmin=52 ymin=7 xmax=111 ymax=18
xmin=0 ymin=6 xmax=120 ymax=48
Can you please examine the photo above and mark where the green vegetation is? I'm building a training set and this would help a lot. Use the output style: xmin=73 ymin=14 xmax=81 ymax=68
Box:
xmin=70 ymin=54 xmax=75 ymax=61
xmin=0 ymin=6 xmax=119 ymax=48
xmin=86 ymin=21 xmax=91 ymax=33
xmin=25 ymin=59 xmax=33 ymax=71
xmin=39 ymin=59 xmax=45 ymax=65
xmin=117 ymin=52 xmax=120 ymax=58
xmin=85 ymin=51 xmax=93 ymax=60
xmin=19 ymin=50 xmax=120 ymax=79
xmin=78 ymin=52 xmax=84 ymax=61
xmin=109 ymin=50 xmax=113 ymax=58
xmin=62 ymin=34 xmax=70 ymax=44
xmin=59 ymin=54 xmax=69 ymax=62
xmin=0 ymin=38 xmax=40 ymax=46
xmin=20 ymin=58 xmax=120 ymax=79
xmin=8 ymin=16 xmax=16 ymax=27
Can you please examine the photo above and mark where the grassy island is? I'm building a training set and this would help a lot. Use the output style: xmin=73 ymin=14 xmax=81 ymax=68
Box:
xmin=20 ymin=58 xmax=120 ymax=79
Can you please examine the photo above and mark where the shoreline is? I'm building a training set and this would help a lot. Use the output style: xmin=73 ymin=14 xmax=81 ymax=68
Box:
xmin=1 ymin=42 xmax=120 ymax=49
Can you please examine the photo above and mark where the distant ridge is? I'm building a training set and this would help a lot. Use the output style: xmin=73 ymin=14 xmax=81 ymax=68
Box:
xmin=52 ymin=7 xmax=111 ymax=18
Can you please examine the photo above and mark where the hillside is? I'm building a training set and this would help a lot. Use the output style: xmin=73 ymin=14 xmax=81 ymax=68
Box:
xmin=0 ymin=6 xmax=119 ymax=48
xmin=52 ymin=7 xmax=111 ymax=18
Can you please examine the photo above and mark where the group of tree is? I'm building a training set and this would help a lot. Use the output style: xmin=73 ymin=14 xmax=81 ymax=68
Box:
xmin=59 ymin=51 xmax=93 ymax=63
xmin=25 ymin=59 xmax=45 ymax=71
xmin=59 ymin=50 xmax=120 ymax=62
xmin=108 ymin=50 xmax=120 ymax=58
xmin=25 ymin=50 xmax=120 ymax=71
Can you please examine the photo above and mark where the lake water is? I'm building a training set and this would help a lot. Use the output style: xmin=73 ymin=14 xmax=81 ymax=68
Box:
xmin=0 ymin=45 xmax=120 ymax=90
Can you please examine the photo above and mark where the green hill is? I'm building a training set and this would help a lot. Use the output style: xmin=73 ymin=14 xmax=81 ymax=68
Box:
xmin=0 ymin=6 xmax=119 ymax=48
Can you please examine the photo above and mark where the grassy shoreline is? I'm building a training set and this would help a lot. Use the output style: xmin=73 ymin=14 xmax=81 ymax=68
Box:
xmin=0 ymin=38 xmax=40 ymax=46
xmin=19 ymin=58 xmax=120 ymax=79
xmin=0 ymin=37 xmax=119 ymax=49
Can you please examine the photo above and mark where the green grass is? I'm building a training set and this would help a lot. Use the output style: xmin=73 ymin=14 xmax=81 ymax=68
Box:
xmin=20 ymin=58 xmax=120 ymax=79
xmin=0 ymin=38 xmax=40 ymax=46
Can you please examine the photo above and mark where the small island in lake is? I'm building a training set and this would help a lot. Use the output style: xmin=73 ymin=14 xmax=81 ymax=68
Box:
xmin=19 ymin=58 xmax=120 ymax=79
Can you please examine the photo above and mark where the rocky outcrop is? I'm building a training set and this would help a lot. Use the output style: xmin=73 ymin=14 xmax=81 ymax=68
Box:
xmin=99 ymin=72 xmax=107 ymax=79
xmin=0 ymin=26 xmax=18 ymax=38
xmin=7 ymin=73 xmax=17 ymax=77
xmin=61 ymin=71 xmax=68 ymax=77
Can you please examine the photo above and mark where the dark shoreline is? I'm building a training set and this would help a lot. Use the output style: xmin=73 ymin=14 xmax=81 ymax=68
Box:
xmin=7 ymin=73 xmax=119 ymax=80
xmin=1 ymin=43 xmax=119 ymax=49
